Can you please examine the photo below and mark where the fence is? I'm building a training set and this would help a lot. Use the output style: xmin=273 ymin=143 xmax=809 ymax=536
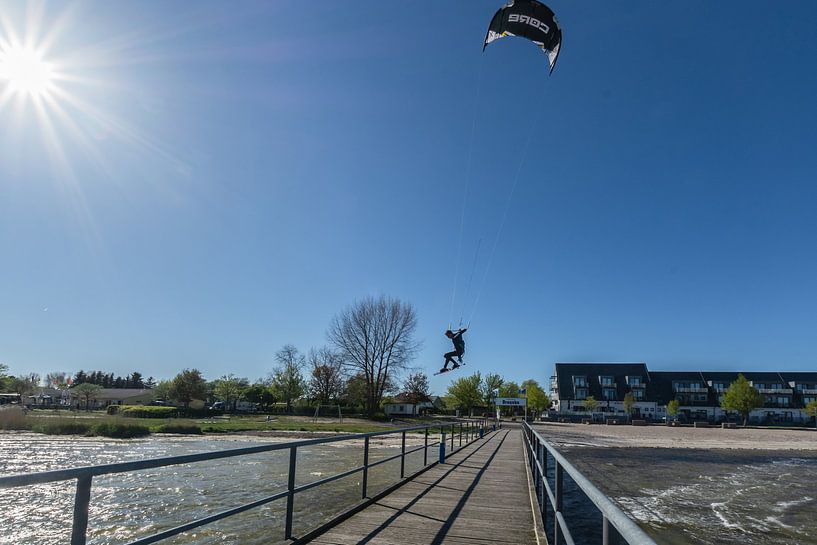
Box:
xmin=0 ymin=419 xmax=489 ymax=545
xmin=522 ymin=421 xmax=657 ymax=545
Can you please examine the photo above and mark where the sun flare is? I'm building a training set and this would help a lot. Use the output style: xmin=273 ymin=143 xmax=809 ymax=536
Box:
xmin=0 ymin=45 xmax=54 ymax=97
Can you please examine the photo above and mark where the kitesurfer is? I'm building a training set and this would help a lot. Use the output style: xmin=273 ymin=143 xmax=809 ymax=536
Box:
xmin=440 ymin=328 xmax=467 ymax=373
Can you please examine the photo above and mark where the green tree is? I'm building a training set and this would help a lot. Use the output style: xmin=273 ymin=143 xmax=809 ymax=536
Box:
xmin=72 ymin=383 xmax=103 ymax=410
xmin=666 ymin=399 xmax=680 ymax=422
xmin=212 ymin=374 xmax=249 ymax=411
xmin=272 ymin=345 xmax=306 ymax=413
xmin=245 ymin=382 xmax=277 ymax=411
xmin=623 ymin=393 xmax=635 ymax=422
xmin=170 ymin=369 xmax=208 ymax=408
xmin=0 ymin=363 xmax=9 ymax=392
xmin=152 ymin=380 xmax=172 ymax=402
xmin=446 ymin=372 xmax=483 ymax=417
xmin=344 ymin=374 xmax=369 ymax=412
xmin=583 ymin=395 xmax=599 ymax=414
xmin=805 ymin=399 xmax=817 ymax=429
xmin=482 ymin=373 xmax=504 ymax=412
xmin=721 ymin=374 xmax=764 ymax=426
xmin=522 ymin=380 xmax=550 ymax=417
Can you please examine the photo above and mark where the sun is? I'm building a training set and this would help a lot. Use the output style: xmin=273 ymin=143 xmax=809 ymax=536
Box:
xmin=0 ymin=45 xmax=54 ymax=97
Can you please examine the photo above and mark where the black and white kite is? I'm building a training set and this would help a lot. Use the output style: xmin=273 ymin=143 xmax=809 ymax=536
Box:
xmin=484 ymin=0 xmax=562 ymax=74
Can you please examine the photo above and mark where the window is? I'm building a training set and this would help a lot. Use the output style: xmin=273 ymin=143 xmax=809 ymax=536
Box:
xmin=603 ymin=388 xmax=616 ymax=400
xmin=573 ymin=376 xmax=587 ymax=387
xmin=777 ymin=397 xmax=789 ymax=406
xmin=575 ymin=388 xmax=588 ymax=399
xmin=627 ymin=376 xmax=643 ymax=386
xmin=696 ymin=394 xmax=707 ymax=401
xmin=712 ymin=383 xmax=726 ymax=392
xmin=804 ymin=396 xmax=816 ymax=404
xmin=633 ymin=389 xmax=644 ymax=400
xmin=599 ymin=376 xmax=614 ymax=386
xmin=755 ymin=383 xmax=767 ymax=390
xmin=771 ymin=383 xmax=783 ymax=390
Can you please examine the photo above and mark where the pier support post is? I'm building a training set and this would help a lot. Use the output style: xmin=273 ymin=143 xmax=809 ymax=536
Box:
xmin=285 ymin=446 xmax=297 ymax=540
xmin=362 ymin=436 xmax=369 ymax=499
xmin=70 ymin=475 xmax=92 ymax=545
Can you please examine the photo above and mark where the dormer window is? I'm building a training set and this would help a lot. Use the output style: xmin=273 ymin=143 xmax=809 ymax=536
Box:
xmin=627 ymin=376 xmax=643 ymax=386
xmin=573 ymin=376 xmax=587 ymax=387
xmin=599 ymin=376 xmax=614 ymax=386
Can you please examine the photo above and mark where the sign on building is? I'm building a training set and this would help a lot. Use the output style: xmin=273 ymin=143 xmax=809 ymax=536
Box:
xmin=494 ymin=397 xmax=527 ymax=407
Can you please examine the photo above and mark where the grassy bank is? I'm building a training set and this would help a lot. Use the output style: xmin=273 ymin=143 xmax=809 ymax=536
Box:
xmin=0 ymin=409 xmax=151 ymax=438
xmin=2 ymin=409 xmax=412 ymax=437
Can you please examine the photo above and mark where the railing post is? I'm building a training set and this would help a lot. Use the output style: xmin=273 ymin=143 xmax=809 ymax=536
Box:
xmin=400 ymin=431 xmax=406 ymax=478
xmin=362 ymin=436 xmax=370 ymax=499
xmin=423 ymin=428 xmax=428 ymax=466
xmin=459 ymin=423 xmax=463 ymax=446
xmin=70 ymin=475 xmax=92 ymax=545
xmin=538 ymin=440 xmax=545 ymax=513
xmin=450 ymin=425 xmax=455 ymax=452
xmin=285 ymin=446 xmax=297 ymax=540
xmin=602 ymin=515 xmax=610 ymax=545
xmin=554 ymin=461 xmax=563 ymax=545
xmin=439 ymin=431 xmax=446 ymax=463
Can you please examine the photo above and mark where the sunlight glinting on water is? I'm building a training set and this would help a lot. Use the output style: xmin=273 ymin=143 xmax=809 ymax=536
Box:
xmin=0 ymin=433 xmax=430 ymax=545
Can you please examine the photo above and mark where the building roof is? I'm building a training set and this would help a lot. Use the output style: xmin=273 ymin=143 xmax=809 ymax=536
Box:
xmin=69 ymin=388 xmax=153 ymax=400
xmin=554 ymin=362 xmax=649 ymax=401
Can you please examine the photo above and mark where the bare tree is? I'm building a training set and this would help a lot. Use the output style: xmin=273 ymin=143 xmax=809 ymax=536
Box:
xmin=403 ymin=373 xmax=431 ymax=416
xmin=272 ymin=344 xmax=305 ymax=413
xmin=307 ymin=347 xmax=345 ymax=405
xmin=328 ymin=295 xmax=420 ymax=417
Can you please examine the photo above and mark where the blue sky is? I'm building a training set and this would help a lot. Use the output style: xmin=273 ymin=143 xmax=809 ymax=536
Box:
xmin=1 ymin=1 xmax=816 ymax=394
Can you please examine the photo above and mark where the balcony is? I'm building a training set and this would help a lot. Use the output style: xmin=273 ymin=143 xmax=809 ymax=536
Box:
xmin=757 ymin=388 xmax=793 ymax=394
xmin=627 ymin=383 xmax=646 ymax=388
xmin=797 ymin=388 xmax=817 ymax=395
xmin=673 ymin=387 xmax=708 ymax=393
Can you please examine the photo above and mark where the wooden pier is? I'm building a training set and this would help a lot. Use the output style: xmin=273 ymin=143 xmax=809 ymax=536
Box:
xmin=308 ymin=428 xmax=538 ymax=545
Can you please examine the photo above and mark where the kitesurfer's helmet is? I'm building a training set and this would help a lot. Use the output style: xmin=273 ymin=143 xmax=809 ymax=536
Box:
xmin=445 ymin=330 xmax=454 ymax=337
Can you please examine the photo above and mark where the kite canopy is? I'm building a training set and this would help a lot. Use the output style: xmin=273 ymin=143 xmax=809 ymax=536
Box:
xmin=483 ymin=0 xmax=562 ymax=74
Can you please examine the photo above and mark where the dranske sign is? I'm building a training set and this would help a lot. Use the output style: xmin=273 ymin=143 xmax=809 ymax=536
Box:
xmin=494 ymin=397 xmax=527 ymax=407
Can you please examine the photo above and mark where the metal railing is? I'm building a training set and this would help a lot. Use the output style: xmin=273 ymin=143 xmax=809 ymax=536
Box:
xmin=0 ymin=418 xmax=489 ymax=545
xmin=522 ymin=422 xmax=657 ymax=545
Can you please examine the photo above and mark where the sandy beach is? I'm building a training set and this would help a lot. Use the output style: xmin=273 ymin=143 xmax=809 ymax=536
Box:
xmin=531 ymin=421 xmax=817 ymax=450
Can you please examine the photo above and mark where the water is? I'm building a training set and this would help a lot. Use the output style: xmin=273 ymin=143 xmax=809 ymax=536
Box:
xmin=0 ymin=431 xmax=434 ymax=545
xmin=560 ymin=447 xmax=817 ymax=545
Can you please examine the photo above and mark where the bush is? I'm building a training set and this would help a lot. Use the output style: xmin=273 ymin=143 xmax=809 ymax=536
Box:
xmin=91 ymin=421 xmax=150 ymax=438
xmin=31 ymin=420 xmax=92 ymax=435
xmin=106 ymin=405 xmax=120 ymax=415
xmin=155 ymin=423 xmax=203 ymax=435
xmin=120 ymin=405 xmax=178 ymax=418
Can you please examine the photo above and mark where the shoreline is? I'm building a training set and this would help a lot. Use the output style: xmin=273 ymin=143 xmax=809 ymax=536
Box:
xmin=531 ymin=422 xmax=817 ymax=451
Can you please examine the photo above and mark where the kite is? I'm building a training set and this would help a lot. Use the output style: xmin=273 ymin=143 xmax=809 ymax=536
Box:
xmin=484 ymin=0 xmax=562 ymax=74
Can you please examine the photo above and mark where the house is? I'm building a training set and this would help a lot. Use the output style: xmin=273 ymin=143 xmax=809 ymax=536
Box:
xmin=550 ymin=362 xmax=817 ymax=424
xmin=27 ymin=388 xmax=70 ymax=407
xmin=384 ymin=395 xmax=444 ymax=417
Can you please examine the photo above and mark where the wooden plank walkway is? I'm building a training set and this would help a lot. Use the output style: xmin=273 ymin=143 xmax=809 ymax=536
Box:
xmin=308 ymin=428 xmax=537 ymax=545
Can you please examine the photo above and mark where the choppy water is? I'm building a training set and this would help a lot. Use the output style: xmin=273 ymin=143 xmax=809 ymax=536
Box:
xmin=561 ymin=447 xmax=817 ymax=545
xmin=0 ymin=431 xmax=434 ymax=545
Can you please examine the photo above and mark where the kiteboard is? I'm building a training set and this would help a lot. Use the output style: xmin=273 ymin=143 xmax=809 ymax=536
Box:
xmin=434 ymin=363 xmax=465 ymax=376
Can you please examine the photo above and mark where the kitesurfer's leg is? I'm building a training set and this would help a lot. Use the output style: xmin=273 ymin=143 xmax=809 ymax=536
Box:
xmin=443 ymin=351 xmax=459 ymax=369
